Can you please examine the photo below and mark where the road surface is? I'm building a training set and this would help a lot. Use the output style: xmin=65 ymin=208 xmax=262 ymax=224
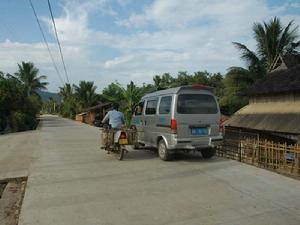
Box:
xmin=0 ymin=115 xmax=300 ymax=225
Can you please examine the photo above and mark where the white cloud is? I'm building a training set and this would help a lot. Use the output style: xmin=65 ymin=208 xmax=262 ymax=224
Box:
xmin=1 ymin=0 xmax=300 ymax=92
xmin=291 ymin=3 xmax=300 ymax=8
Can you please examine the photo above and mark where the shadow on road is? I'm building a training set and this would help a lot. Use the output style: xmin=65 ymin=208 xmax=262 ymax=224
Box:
xmin=123 ymin=149 xmax=157 ymax=161
xmin=125 ymin=147 xmax=226 ymax=163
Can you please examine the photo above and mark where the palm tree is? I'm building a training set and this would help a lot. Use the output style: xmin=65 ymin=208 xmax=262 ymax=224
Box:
xmin=102 ymin=81 xmax=142 ymax=124
xmin=231 ymin=42 xmax=266 ymax=78
xmin=233 ymin=17 xmax=299 ymax=73
xmin=14 ymin=62 xmax=48 ymax=96
xmin=253 ymin=17 xmax=299 ymax=69
xmin=153 ymin=75 xmax=163 ymax=90
xmin=58 ymin=83 xmax=77 ymax=118
xmin=122 ymin=81 xmax=142 ymax=117
xmin=73 ymin=81 xmax=98 ymax=109
xmin=59 ymin=83 xmax=73 ymax=99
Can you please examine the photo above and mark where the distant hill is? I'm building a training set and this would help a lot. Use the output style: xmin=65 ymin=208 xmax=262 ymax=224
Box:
xmin=36 ymin=90 xmax=61 ymax=103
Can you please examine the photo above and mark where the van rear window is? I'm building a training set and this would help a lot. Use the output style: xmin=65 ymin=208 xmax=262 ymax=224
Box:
xmin=177 ymin=94 xmax=218 ymax=114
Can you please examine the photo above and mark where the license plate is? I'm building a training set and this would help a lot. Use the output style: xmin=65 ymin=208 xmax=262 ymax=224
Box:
xmin=191 ymin=127 xmax=208 ymax=135
xmin=119 ymin=139 xmax=128 ymax=145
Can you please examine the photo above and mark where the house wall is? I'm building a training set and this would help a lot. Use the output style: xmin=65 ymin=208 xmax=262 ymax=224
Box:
xmin=225 ymin=126 xmax=299 ymax=144
xmin=85 ymin=112 xmax=96 ymax=125
xmin=75 ymin=114 xmax=84 ymax=122
xmin=250 ymin=93 xmax=300 ymax=104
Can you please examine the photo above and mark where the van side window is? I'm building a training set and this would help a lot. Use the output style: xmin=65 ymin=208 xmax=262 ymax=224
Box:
xmin=145 ymin=99 xmax=158 ymax=115
xmin=159 ymin=96 xmax=172 ymax=114
xmin=134 ymin=101 xmax=144 ymax=116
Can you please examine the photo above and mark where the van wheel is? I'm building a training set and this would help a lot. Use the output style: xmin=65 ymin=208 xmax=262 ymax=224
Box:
xmin=200 ymin=148 xmax=216 ymax=159
xmin=158 ymin=140 xmax=171 ymax=161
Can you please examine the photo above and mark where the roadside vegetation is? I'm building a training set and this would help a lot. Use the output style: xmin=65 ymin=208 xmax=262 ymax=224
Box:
xmin=0 ymin=62 xmax=48 ymax=132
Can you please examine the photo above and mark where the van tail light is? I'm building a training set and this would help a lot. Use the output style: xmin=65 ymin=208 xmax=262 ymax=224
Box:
xmin=219 ymin=118 xmax=224 ymax=132
xmin=120 ymin=131 xmax=127 ymax=139
xmin=170 ymin=119 xmax=177 ymax=134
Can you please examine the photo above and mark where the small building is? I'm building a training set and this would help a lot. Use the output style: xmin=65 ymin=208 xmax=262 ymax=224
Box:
xmin=76 ymin=102 xmax=113 ymax=126
xmin=225 ymin=54 xmax=300 ymax=144
xmin=75 ymin=112 xmax=87 ymax=123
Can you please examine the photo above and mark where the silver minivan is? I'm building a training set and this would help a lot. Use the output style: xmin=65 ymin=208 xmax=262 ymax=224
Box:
xmin=131 ymin=85 xmax=223 ymax=160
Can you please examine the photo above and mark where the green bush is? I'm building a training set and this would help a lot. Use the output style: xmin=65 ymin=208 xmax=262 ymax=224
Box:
xmin=0 ymin=115 xmax=7 ymax=131
xmin=9 ymin=112 xmax=37 ymax=132
xmin=9 ymin=112 xmax=27 ymax=132
xmin=24 ymin=95 xmax=42 ymax=116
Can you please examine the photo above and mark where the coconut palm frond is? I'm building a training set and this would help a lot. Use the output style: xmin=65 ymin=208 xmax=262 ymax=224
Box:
xmin=232 ymin=42 xmax=261 ymax=67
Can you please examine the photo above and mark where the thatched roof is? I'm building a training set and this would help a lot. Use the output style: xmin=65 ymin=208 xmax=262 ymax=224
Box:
xmin=225 ymin=102 xmax=300 ymax=134
xmin=85 ymin=102 xmax=112 ymax=112
xmin=270 ymin=53 xmax=300 ymax=71
xmin=225 ymin=113 xmax=300 ymax=134
xmin=247 ymin=64 xmax=300 ymax=96
xmin=283 ymin=54 xmax=300 ymax=68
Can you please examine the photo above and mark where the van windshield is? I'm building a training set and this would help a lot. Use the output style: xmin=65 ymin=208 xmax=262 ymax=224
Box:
xmin=177 ymin=94 xmax=218 ymax=114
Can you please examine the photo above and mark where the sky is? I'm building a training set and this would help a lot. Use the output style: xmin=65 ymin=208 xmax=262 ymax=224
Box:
xmin=0 ymin=0 xmax=300 ymax=92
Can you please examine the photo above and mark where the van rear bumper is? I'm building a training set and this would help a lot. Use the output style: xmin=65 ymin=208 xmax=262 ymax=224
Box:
xmin=167 ymin=135 xmax=223 ymax=150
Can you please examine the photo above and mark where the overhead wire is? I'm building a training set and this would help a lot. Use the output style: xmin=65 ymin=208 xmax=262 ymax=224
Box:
xmin=28 ymin=0 xmax=65 ymax=86
xmin=47 ymin=0 xmax=70 ymax=84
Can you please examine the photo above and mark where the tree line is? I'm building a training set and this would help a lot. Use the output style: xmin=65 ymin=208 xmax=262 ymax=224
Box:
xmin=0 ymin=62 xmax=48 ymax=132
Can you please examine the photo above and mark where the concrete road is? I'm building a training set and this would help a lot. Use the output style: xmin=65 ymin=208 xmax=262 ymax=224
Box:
xmin=1 ymin=115 xmax=300 ymax=225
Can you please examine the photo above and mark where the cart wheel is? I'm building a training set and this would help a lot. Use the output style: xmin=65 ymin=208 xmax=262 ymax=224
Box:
xmin=119 ymin=147 xmax=125 ymax=160
xmin=134 ymin=143 xmax=140 ymax=149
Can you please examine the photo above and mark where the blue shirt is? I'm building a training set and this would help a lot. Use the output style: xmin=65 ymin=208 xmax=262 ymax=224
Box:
xmin=102 ymin=110 xmax=125 ymax=129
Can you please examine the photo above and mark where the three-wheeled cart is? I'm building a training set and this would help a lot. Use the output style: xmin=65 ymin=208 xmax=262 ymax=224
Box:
xmin=100 ymin=126 xmax=137 ymax=160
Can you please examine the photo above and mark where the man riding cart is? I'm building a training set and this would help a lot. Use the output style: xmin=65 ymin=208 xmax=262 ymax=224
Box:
xmin=100 ymin=105 xmax=137 ymax=160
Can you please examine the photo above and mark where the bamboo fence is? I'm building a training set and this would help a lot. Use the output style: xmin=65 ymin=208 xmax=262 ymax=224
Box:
xmin=217 ymin=138 xmax=300 ymax=178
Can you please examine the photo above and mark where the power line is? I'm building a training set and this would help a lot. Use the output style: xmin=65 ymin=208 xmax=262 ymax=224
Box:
xmin=47 ymin=0 xmax=70 ymax=83
xmin=28 ymin=0 xmax=65 ymax=86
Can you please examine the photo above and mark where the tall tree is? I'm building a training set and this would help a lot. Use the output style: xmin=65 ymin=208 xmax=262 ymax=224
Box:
xmin=153 ymin=75 xmax=163 ymax=90
xmin=122 ymin=81 xmax=143 ymax=119
xmin=58 ymin=83 xmax=78 ymax=118
xmin=102 ymin=81 xmax=142 ymax=124
xmin=233 ymin=17 xmax=299 ymax=73
xmin=253 ymin=17 xmax=299 ymax=69
xmin=0 ymin=72 xmax=41 ymax=131
xmin=73 ymin=81 xmax=98 ymax=109
xmin=59 ymin=83 xmax=73 ymax=99
xmin=14 ymin=62 xmax=48 ymax=96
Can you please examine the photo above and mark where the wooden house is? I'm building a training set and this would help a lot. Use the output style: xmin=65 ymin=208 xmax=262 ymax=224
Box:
xmin=225 ymin=54 xmax=300 ymax=144
xmin=75 ymin=112 xmax=87 ymax=123
xmin=76 ymin=102 xmax=113 ymax=126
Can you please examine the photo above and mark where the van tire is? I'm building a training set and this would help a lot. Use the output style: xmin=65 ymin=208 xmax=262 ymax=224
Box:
xmin=158 ymin=140 xmax=171 ymax=161
xmin=200 ymin=148 xmax=216 ymax=159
